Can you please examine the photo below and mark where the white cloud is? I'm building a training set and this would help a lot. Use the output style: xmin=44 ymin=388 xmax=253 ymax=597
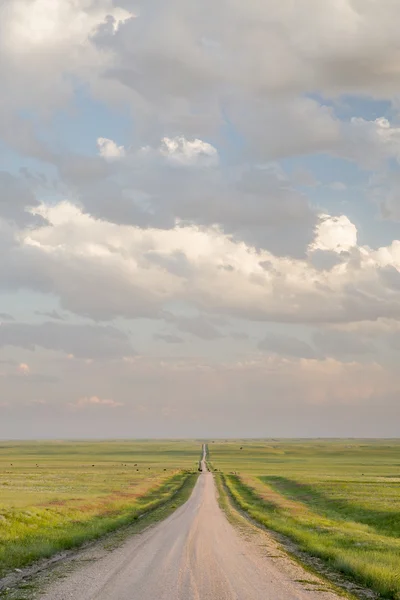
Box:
xmin=0 ymin=0 xmax=132 ymax=125
xmin=97 ymin=137 xmax=126 ymax=160
xmin=311 ymin=215 xmax=358 ymax=252
xmin=159 ymin=136 xmax=219 ymax=166
xmin=2 ymin=0 xmax=400 ymax=171
xmin=91 ymin=0 xmax=400 ymax=103
xmin=3 ymin=0 xmax=131 ymax=50
xmin=2 ymin=0 xmax=400 ymax=440
xmin=0 ymin=201 xmax=393 ymax=325
xmin=57 ymin=141 xmax=317 ymax=257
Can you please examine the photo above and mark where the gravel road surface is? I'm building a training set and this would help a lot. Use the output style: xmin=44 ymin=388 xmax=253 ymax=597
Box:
xmin=40 ymin=446 xmax=341 ymax=600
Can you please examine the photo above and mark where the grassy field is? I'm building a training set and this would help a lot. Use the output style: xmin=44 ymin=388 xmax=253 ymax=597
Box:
xmin=0 ymin=440 xmax=201 ymax=578
xmin=209 ymin=440 xmax=400 ymax=599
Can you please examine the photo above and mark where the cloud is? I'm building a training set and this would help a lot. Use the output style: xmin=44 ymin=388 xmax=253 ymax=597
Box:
xmin=311 ymin=215 xmax=358 ymax=252
xmin=1 ymin=349 xmax=400 ymax=436
xmin=2 ymin=0 xmax=400 ymax=442
xmin=53 ymin=149 xmax=318 ymax=257
xmin=0 ymin=172 xmax=47 ymax=227
xmin=2 ymin=0 xmax=400 ymax=175
xmin=17 ymin=362 xmax=30 ymax=375
xmin=154 ymin=333 xmax=184 ymax=344
xmin=0 ymin=321 xmax=134 ymax=359
xmin=35 ymin=310 xmax=65 ymax=321
xmin=343 ymin=117 xmax=400 ymax=168
xmin=0 ymin=0 xmax=132 ymax=120
xmin=313 ymin=329 xmax=374 ymax=358
xmin=0 ymin=359 xmax=58 ymax=384
xmin=324 ymin=319 xmax=400 ymax=359
xmin=28 ymin=399 xmax=47 ymax=406
xmin=370 ymin=171 xmax=400 ymax=222
xmin=164 ymin=313 xmax=224 ymax=340
xmin=92 ymin=1 xmax=400 ymax=104
xmin=3 ymin=0 xmax=131 ymax=50
xmin=159 ymin=136 xmax=219 ymax=166
xmin=228 ymin=96 xmax=341 ymax=161
xmin=0 ymin=201 xmax=399 ymax=326
xmin=0 ymin=359 xmax=17 ymax=366
xmin=308 ymin=249 xmax=344 ymax=271
xmin=258 ymin=333 xmax=317 ymax=359
xmin=0 ymin=313 xmax=14 ymax=322
xmin=80 ymin=0 xmax=400 ymax=176
xmin=70 ymin=395 xmax=123 ymax=409
xmin=97 ymin=137 xmax=126 ymax=159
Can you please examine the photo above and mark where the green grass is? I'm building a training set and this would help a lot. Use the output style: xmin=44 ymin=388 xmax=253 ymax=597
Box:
xmin=263 ymin=476 xmax=400 ymax=538
xmin=0 ymin=440 xmax=201 ymax=578
xmin=209 ymin=440 xmax=400 ymax=599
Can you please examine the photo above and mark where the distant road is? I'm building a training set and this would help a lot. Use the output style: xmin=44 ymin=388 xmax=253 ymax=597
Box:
xmin=41 ymin=444 xmax=341 ymax=600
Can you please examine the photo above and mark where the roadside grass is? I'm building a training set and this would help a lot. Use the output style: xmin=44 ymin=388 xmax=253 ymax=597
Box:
xmin=0 ymin=472 xmax=199 ymax=600
xmin=0 ymin=440 xmax=201 ymax=578
xmin=263 ymin=476 xmax=400 ymax=539
xmin=210 ymin=440 xmax=400 ymax=600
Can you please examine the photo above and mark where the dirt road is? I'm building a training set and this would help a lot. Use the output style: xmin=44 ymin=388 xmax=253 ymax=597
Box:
xmin=40 ymin=446 xmax=341 ymax=600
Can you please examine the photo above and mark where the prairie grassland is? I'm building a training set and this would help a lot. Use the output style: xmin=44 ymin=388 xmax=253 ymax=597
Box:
xmin=209 ymin=440 xmax=400 ymax=599
xmin=0 ymin=440 xmax=201 ymax=577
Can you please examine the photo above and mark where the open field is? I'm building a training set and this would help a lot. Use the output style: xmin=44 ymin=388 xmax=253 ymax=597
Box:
xmin=14 ymin=448 xmax=345 ymax=600
xmin=209 ymin=440 xmax=400 ymax=599
xmin=0 ymin=440 xmax=201 ymax=578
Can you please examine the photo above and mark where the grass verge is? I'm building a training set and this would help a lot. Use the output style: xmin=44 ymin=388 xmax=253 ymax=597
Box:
xmin=0 ymin=471 xmax=197 ymax=581
xmin=0 ymin=471 xmax=199 ymax=599
xmin=215 ymin=473 xmax=356 ymax=599
xmin=222 ymin=473 xmax=400 ymax=599
xmin=263 ymin=476 xmax=400 ymax=539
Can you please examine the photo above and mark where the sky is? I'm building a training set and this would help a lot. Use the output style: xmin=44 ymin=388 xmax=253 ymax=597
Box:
xmin=1 ymin=0 xmax=400 ymax=439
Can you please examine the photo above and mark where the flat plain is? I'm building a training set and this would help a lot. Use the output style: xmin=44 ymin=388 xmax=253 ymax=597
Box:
xmin=3 ymin=439 xmax=400 ymax=600
xmin=209 ymin=439 xmax=400 ymax=599
xmin=0 ymin=440 xmax=201 ymax=578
